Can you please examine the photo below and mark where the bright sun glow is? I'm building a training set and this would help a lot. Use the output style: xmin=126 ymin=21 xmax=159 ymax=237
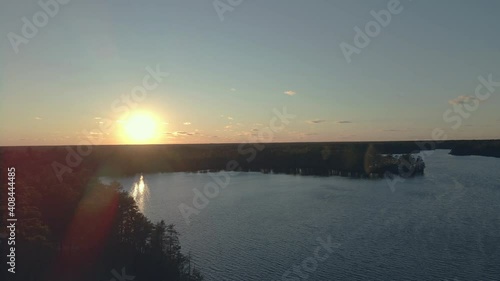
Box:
xmin=123 ymin=113 xmax=159 ymax=143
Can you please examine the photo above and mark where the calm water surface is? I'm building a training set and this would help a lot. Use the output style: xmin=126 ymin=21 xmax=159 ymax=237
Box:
xmin=102 ymin=150 xmax=500 ymax=281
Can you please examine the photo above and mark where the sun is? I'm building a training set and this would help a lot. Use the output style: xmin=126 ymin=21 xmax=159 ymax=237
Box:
xmin=123 ymin=112 xmax=159 ymax=143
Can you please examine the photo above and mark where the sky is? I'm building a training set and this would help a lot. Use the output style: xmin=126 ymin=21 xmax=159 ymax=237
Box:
xmin=1 ymin=0 xmax=499 ymax=145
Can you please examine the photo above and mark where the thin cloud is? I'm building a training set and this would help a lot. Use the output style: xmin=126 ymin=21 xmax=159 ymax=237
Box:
xmin=165 ymin=131 xmax=189 ymax=137
xmin=449 ymin=95 xmax=479 ymax=105
xmin=382 ymin=129 xmax=407 ymax=132
xmin=307 ymin=119 xmax=327 ymax=124
xmin=284 ymin=90 xmax=297 ymax=96
xmin=35 ymin=117 xmax=42 ymax=120
xmin=230 ymin=88 xmax=236 ymax=92
xmin=168 ymin=131 xmax=198 ymax=136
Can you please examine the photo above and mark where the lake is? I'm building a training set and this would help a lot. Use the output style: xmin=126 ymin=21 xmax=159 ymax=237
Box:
xmin=102 ymin=150 xmax=500 ymax=280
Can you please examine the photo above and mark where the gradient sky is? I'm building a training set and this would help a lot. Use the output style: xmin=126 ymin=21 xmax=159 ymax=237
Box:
xmin=1 ymin=0 xmax=499 ymax=145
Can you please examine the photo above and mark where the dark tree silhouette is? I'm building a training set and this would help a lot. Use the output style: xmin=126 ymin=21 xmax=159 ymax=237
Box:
xmin=0 ymin=148 xmax=203 ymax=281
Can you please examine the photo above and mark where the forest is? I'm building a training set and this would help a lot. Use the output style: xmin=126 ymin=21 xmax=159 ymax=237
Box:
xmin=0 ymin=148 xmax=203 ymax=281
xmin=448 ymin=140 xmax=500 ymax=157
xmin=27 ymin=140 xmax=438 ymax=179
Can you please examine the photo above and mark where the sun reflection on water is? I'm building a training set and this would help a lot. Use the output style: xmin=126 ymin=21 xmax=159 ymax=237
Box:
xmin=130 ymin=174 xmax=149 ymax=213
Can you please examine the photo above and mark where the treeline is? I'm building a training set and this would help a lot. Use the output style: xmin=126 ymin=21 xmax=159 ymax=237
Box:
xmin=449 ymin=140 xmax=500 ymax=158
xmin=1 ymin=141 xmax=435 ymax=180
xmin=3 ymin=140 xmax=498 ymax=180
xmin=0 ymin=148 xmax=203 ymax=281
xmin=86 ymin=140 xmax=492 ymax=176
xmin=7 ymin=141 xmax=433 ymax=178
xmin=7 ymin=142 xmax=428 ymax=177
